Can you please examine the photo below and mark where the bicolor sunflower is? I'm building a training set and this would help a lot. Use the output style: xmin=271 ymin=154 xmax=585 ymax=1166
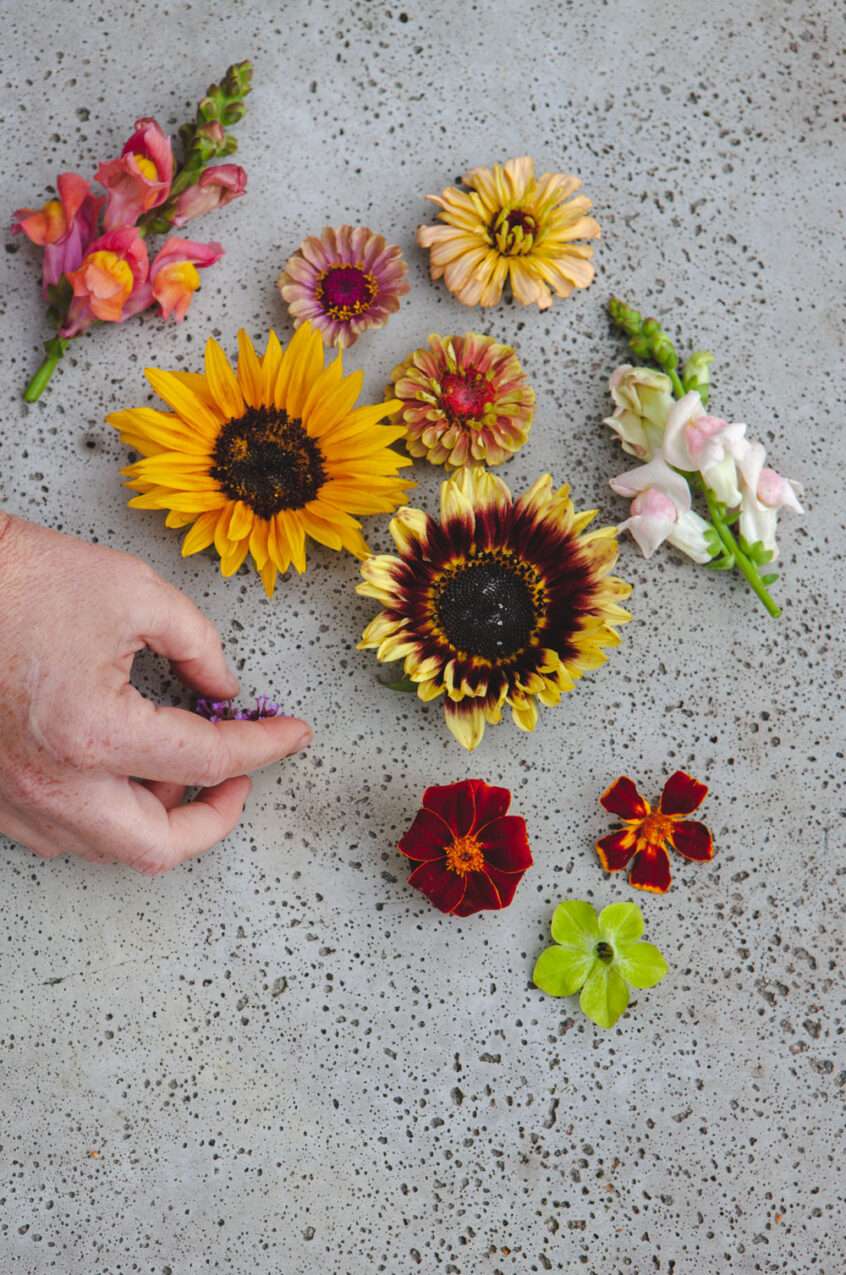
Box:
xmin=357 ymin=467 xmax=631 ymax=750
xmin=108 ymin=321 xmax=414 ymax=596
xmin=387 ymin=332 xmax=535 ymax=467
xmin=417 ymin=156 xmax=600 ymax=310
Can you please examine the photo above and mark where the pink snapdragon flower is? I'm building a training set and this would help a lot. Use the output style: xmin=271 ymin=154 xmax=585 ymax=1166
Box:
xmin=735 ymin=440 xmax=803 ymax=560
xmin=11 ymin=172 xmax=103 ymax=293
xmin=170 ymin=165 xmax=247 ymax=226
xmin=611 ymin=456 xmax=714 ymax=564
xmin=96 ymin=117 xmax=174 ymax=229
xmin=128 ymin=237 xmax=224 ymax=321
xmin=61 ymin=227 xmax=150 ymax=336
xmin=662 ymin=391 xmax=747 ymax=505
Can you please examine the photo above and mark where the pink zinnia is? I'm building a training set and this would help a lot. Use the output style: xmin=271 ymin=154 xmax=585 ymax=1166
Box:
xmin=277 ymin=225 xmax=410 ymax=348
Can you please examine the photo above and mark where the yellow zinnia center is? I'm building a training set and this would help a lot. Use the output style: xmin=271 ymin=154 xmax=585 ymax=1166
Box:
xmin=445 ymin=833 xmax=485 ymax=876
xmin=492 ymin=207 xmax=538 ymax=256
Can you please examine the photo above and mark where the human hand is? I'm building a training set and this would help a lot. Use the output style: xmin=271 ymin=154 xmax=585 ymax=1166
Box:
xmin=0 ymin=514 xmax=311 ymax=872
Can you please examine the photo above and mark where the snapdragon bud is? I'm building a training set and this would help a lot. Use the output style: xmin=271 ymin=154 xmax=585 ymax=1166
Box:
xmin=683 ymin=350 xmax=715 ymax=406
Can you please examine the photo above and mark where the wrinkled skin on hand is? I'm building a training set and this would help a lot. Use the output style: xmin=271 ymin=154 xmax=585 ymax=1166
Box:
xmin=0 ymin=514 xmax=312 ymax=873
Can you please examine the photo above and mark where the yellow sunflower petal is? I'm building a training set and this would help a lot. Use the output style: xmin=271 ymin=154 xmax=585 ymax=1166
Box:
xmin=260 ymin=556 xmax=278 ymax=597
xmin=181 ymin=510 xmax=221 ymax=556
xmin=260 ymin=330 xmax=283 ymax=406
xmin=249 ymin=517 xmax=270 ymax=570
xmin=220 ymin=537 xmax=250 ymax=577
xmin=236 ymin=329 xmax=264 ymax=408
xmin=144 ymin=368 xmax=221 ymax=436
xmin=205 ymin=337 xmax=245 ymax=420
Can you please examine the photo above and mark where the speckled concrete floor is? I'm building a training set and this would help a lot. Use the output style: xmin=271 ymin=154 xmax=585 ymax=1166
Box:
xmin=0 ymin=1 xmax=843 ymax=1272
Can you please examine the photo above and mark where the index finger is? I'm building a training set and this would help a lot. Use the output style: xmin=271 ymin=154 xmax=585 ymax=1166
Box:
xmin=105 ymin=690 xmax=312 ymax=785
xmin=137 ymin=575 xmax=239 ymax=698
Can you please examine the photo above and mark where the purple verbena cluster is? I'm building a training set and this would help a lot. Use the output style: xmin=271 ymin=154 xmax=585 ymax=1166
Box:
xmin=195 ymin=694 xmax=282 ymax=723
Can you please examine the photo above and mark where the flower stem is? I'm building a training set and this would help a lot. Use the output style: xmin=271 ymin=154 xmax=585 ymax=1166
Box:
xmin=695 ymin=477 xmax=781 ymax=618
xmin=23 ymin=336 xmax=69 ymax=403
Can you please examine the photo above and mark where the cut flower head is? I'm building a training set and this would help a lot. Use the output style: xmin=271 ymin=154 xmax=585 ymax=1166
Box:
xmin=278 ymin=225 xmax=410 ymax=348
xmin=357 ymin=466 xmax=631 ymax=750
xmin=387 ymin=332 xmax=535 ymax=468
xmin=109 ymin=321 xmax=413 ymax=596
xmin=398 ymin=779 xmax=532 ymax=917
xmin=533 ymin=899 xmax=669 ymax=1029
xmin=417 ymin=156 xmax=599 ymax=310
xmin=596 ymin=771 xmax=714 ymax=894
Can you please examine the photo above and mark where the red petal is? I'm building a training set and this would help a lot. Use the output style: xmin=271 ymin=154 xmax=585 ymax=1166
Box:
xmin=483 ymin=864 xmax=525 ymax=909
xmin=453 ymin=870 xmax=503 ymax=916
xmin=422 ymin=780 xmax=477 ymax=837
xmin=599 ymin=775 xmax=649 ymax=819
xmin=398 ymin=809 xmax=453 ymax=862
xmin=660 ymin=770 xmax=708 ymax=816
xmin=628 ymin=844 xmax=672 ymax=893
xmin=479 ymin=815 xmax=533 ymax=871
xmin=407 ymin=860 xmax=466 ymax=913
xmin=595 ymin=828 xmax=637 ymax=871
xmin=472 ymin=781 xmax=512 ymax=829
xmin=669 ymin=819 xmax=714 ymax=861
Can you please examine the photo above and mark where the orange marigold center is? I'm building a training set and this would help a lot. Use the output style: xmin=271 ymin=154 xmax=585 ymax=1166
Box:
xmin=635 ymin=811 xmax=675 ymax=849
xmin=445 ymin=832 xmax=485 ymax=876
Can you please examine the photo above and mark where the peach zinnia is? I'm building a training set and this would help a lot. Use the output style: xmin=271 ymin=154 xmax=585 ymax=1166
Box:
xmin=388 ymin=332 xmax=535 ymax=467
xmin=417 ymin=156 xmax=600 ymax=310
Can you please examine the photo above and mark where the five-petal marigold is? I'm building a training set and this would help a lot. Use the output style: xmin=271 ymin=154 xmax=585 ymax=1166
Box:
xmin=595 ymin=772 xmax=714 ymax=894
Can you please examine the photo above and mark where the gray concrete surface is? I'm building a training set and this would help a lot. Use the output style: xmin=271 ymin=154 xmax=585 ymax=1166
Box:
xmin=0 ymin=0 xmax=843 ymax=1271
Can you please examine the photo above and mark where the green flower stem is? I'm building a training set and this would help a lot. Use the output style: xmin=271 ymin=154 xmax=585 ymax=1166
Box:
xmin=667 ymin=368 xmax=685 ymax=399
xmin=23 ymin=336 xmax=69 ymax=403
xmin=695 ymin=476 xmax=781 ymax=618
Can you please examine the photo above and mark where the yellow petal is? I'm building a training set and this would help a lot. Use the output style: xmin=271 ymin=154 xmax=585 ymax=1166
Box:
xmin=181 ymin=509 xmax=221 ymax=556
xmin=236 ymin=329 xmax=263 ymax=408
xmin=205 ymin=337 xmax=245 ymax=420
xmin=228 ymin=500 xmax=254 ymax=541
xmin=220 ymin=537 xmax=250 ymax=577
xmin=260 ymin=330 xmax=283 ymax=406
xmin=144 ymin=368 xmax=221 ymax=436
xmin=249 ymin=517 xmax=270 ymax=569
xmin=260 ymin=556 xmax=278 ymax=597
xmin=444 ymin=702 xmax=486 ymax=751
xmin=279 ymin=510 xmax=307 ymax=573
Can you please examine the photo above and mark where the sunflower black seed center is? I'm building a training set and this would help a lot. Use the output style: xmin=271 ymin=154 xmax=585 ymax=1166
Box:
xmin=436 ymin=560 xmax=537 ymax=660
xmin=211 ymin=406 xmax=326 ymax=518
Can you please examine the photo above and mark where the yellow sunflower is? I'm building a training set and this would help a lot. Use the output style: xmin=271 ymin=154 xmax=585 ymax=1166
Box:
xmin=417 ymin=156 xmax=600 ymax=310
xmin=357 ymin=467 xmax=631 ymax=751
xmin=108 ymin=322 xmax=414 ymax=596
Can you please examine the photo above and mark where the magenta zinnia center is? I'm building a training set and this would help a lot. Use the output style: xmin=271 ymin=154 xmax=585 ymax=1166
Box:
xmin=317 ymin=265 xmax=377 ymax=320
xmin=440 ymin=371 xmax=495 ymax=421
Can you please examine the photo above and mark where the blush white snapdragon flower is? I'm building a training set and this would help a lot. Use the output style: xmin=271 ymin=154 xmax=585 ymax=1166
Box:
xmin=610 ymin=457 xmax=714 ymax=564
xmin=662 ymin=391 xmax=747 ymax=505
xmin=603 ymin=364 xmax=675 ymax=460
xmin=734 ymin=440 xmax=804 ymax=561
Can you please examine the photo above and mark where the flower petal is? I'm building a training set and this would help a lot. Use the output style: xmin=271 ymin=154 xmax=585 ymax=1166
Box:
xmin=595 ymin=829 xmax=637 ymax=871
xmin=479 ymin=816 xmax=533 ymax=871
xmin=614 ymin=941 xmax=669 ymax=990
xmin=398 ymin=810 xmax=453 ymax=862
xmin=472 ymin=782 xmax=512 ymax=828
xmin=579 ymin=963 xmax=629 ymax=1029
xmin=550 ymin=899 xmax=600 ymax=949
xmin=453 ymin=869 xmax=503 ymax=916
xmin=660 ymin=770 xmax=708 ymax=816
xmin=533 ymin=945 xmax=595 ymax=997
xmin=599 ymin=776 xmax=650 ymax=819
xmin=669 ymin=819 xmax=714 ymax=861
xmin=421 ymin=780 xmax=476 ymax=837
xmin=628 ymin=845 xmax=672 ymax=894
xmin=481 ymin=864 xmax=525 ymax=910
xmin=598 ymin=901 xmax=645 ymax=946
xmin=407 ymin=859 xmax=466 ymax=913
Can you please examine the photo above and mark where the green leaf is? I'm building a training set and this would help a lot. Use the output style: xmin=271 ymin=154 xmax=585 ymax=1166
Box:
xmin=550 ymin=899 xmax=600 ymax=949
xmin=614 ymin=941 xmax=669 ymax=989
xmin=579 ymin=964 xmax=629 ymax=1029
xmin=533 ymin=946 xmax=596 ymax=998
xmin=598 ymin=901 xmax=644 ymax=946
xmin=760 ymin=572 xmax=779 ymax=586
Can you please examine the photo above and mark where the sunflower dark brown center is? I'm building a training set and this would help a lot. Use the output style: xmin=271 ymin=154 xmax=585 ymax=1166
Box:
xmin=440 ymin=371 xmax=494 ymax=422
xmin=211 ymin=406 xmax=326 ymax=518
xmin=316 ymin=264 xmax=378 ymax=321
xmin=435 ymin=555 xmax=538 ymax=660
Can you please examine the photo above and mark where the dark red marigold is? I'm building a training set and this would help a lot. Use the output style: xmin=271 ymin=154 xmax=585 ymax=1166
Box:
xmin=595 ymin=771 xmax=714 ymax=894
xmin=398 ymin=779 xmax=533 ymax=917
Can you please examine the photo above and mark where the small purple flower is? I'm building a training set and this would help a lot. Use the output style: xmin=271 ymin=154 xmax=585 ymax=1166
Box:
xmin=195 ymin=694 xmax=282 ymax=723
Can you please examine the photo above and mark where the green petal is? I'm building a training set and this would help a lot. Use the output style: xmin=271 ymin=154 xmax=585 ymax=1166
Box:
xmin=598 ymin=901 xmax=644 ymax=947
xmin=533 ymin=945 xmax=596 ymax=997
xmin=614 ymin=941 xmax=669 ymax=989
xmin=550 ymin=899 xmax=600 ymax=950
xmin=579 ymin=963 xmax=629 ymax=1029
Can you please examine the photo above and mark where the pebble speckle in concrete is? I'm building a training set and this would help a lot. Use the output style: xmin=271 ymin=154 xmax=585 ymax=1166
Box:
xmin=1 ymin=1 xmax=843 ymax=1271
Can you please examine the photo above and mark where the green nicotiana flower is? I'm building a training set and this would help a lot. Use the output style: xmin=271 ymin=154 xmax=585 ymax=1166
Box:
xmin=532 ymin=899 xmax=668 ymax=1029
